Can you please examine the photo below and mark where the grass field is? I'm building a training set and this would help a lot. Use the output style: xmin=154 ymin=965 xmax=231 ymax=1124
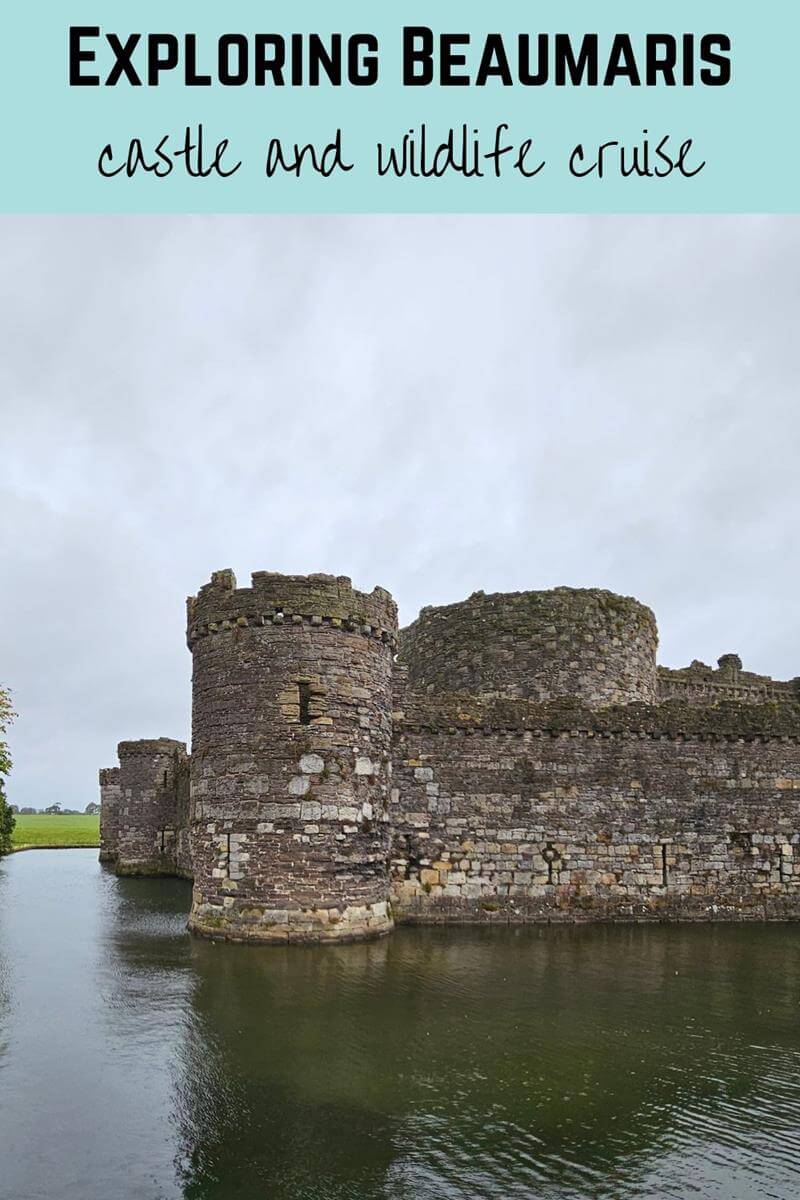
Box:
xmin=11 ymin=813 xmax=100 ymax=850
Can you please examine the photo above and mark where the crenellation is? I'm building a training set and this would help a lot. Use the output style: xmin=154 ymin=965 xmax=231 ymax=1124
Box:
xmin=658 ymin=656 xmax=800 ymax=705
xmin=187 ymin=569 xmax=398 ymax=651
xmin=99 ymin=571 xmax=800 ymax=940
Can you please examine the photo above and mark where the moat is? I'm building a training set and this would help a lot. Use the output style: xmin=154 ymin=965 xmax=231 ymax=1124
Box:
xmin=2 ymin=851 xmax=800 ymax=1200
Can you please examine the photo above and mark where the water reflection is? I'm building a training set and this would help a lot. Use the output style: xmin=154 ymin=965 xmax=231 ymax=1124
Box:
xmin=173 ymin=927 xmax=800 ymax=1200
xmin=1 ymin=850 xmax=799 ymax=1200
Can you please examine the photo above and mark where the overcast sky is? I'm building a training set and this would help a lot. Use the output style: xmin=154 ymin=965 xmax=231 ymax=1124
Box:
xmin=1 ymin=214 xmax=798 ymax=809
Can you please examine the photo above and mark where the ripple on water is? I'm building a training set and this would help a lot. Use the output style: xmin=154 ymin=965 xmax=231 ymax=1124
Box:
xmin=2 ymin=856 xmax=800 ymax=1200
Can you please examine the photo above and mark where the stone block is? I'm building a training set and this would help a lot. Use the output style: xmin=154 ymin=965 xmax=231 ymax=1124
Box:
xmin=299 ymin=754 xmax=325 ymax=775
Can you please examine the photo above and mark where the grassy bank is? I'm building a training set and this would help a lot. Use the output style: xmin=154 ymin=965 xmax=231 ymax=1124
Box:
xmin=11 ymin=813 xmax=100 ymax=850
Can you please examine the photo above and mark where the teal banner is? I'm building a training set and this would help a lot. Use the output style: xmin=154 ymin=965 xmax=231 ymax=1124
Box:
xmin=1 ymin=0 xmax=796 ymax=211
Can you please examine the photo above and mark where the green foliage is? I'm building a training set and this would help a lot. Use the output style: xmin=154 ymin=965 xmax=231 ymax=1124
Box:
xmin=0 ymin=685 xmax=16 ymax=855
xmin=0 ymin=686 xmax=12 ymax=777
xmin=0 ymin=785 xmax=13 ymax=855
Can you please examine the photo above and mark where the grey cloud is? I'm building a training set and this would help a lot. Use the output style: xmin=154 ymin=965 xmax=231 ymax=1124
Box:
xmin=1 ymin=215 xmax=798 ymax=808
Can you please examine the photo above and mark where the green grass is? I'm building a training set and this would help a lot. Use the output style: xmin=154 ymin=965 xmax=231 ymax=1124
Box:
xmin=11 ymin=813 xmax=100 ymax=849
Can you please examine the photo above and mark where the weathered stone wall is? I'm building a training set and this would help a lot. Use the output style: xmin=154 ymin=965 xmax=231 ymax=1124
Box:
xmin=116 ymin=739 xmax=190 ymax=876
xmin=389 ymin=694 xmax=800 ymax=923
xmin=186 ymin=569 xmax=398 ymax=943
xmin=100 ymin=573 xmax=800 ymax=938
xmin=98 ymin=767 xmax=121 ymax=863
xmin=658 ymin=655 xmax=800 ymax=706
xmin=400 ymin=588 xmax=658 ymax=707
xmin=174 ymin=753 xmax=193 ymax=879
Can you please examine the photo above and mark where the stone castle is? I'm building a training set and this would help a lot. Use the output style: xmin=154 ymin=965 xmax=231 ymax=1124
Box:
xmin=99 ymin=569 xmax=800 ymax=943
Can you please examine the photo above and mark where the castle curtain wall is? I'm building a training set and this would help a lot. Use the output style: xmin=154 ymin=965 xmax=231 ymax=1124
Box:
xmin=390 ymin=709 xmax=800 ymax=923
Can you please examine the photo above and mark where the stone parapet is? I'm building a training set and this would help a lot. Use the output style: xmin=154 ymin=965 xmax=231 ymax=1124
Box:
xmin=187 ymin=569 xmax=398 ymax=650
xmin=658 ymin=657 xmax=800 ymax=706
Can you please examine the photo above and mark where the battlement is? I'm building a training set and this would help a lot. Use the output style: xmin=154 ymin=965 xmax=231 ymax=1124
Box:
xmin=98 ymin=766 xmax=120 ymax=785
xmin=118 ymin=738 xmax=187 ymax=758
xmin=400 ymin=586 xmax=657 ymax=707
xmin=658 ymin=657 xmax=800 ymax=705
xmin=186 ymin=569 xmax=398 ymax=649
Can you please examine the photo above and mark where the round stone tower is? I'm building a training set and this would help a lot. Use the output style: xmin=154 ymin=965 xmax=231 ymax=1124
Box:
xmin=186 ymin=569 xmax=398 ymax=943
xmin=399 ymin=587 xmax=658 ymax=707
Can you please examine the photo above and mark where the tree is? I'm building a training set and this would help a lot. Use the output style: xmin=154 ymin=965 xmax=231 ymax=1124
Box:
xmin=85 ymin=802 xmax=100 ymax=815
xmin=44 ymin=803 xmax=62 ymax=815
xmin=0 ymin=686 xmax=15 ymax=855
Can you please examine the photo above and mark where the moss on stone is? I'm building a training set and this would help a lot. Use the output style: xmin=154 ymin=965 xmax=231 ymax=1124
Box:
xmin=398 ymin=691 xmax=800 ymax=740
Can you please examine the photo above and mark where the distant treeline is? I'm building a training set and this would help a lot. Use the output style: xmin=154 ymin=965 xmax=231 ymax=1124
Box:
xmin=11 ymin=804 xmax=100 ymax=816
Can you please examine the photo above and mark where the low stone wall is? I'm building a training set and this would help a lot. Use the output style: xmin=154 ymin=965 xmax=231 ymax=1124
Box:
xmin=389 ymin=695 xmax=800 ymax=923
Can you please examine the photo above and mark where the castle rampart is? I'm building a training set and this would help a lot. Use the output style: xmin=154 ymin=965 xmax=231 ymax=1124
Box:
xmin=388 ymin=694 xmax=800 ymax=923
xmin=658 ymin=655 xmax=800 ymax=706
xmin=99 ymin=572 xmax=800 ymax=940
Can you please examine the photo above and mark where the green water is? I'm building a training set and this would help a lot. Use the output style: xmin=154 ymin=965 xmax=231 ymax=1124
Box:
xmin=1 ymin=850 xmax=800 ymax=1199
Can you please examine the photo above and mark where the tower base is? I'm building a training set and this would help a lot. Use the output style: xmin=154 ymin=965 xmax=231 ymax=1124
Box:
xmin=187 ymin=898 xmax=394 ymax=945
